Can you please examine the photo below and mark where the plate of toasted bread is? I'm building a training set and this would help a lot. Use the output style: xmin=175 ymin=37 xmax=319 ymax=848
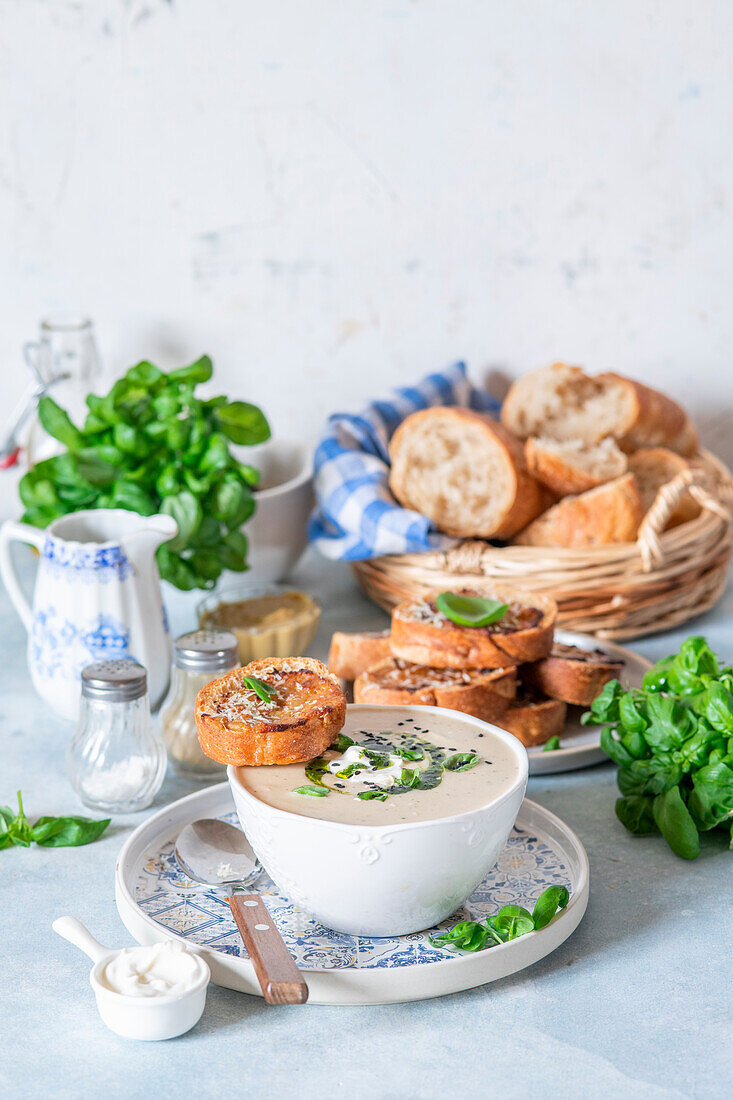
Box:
xmin=328 ymin=589 xmax=651 ymax=774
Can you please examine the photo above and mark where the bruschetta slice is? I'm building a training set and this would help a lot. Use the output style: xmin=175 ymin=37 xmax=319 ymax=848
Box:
xmin=495 ymin=687 xmax=567 ymax=747
xmin=327 ymin=629 xmax=392 ymax=681
xmin=524 ymin=642 xmax=624 ymax=707
xmin=354 ymin=658 xmax=517 ymax=722
xmin=195 ymin=657 xmax=347 ymax=766
xmin=390 ymin=587 xmax=556 ymax=670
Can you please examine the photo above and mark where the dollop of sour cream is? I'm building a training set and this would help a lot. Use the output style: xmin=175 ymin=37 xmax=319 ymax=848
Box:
xmin=327 ymin=745 xmax=406 ymax=788
xmin=101 ymin=941 xmax=205 ymax=998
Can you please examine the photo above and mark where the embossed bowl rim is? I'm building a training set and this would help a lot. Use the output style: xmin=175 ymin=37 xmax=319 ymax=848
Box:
xmin=227 ymin=703 xmax=529 ymax=833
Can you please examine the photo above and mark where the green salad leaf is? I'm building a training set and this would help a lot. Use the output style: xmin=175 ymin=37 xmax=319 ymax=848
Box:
xmin=584 ymin=636 xmax=733 ymax=859
xmin=435 ymin=592 xmax=509 ymax=628
xmin=19 ymin=357 xmax=270 ymax=590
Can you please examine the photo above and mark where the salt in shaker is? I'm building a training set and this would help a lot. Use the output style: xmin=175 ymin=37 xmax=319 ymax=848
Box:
xmin=67 ymin=659 xmax=166 ymax=814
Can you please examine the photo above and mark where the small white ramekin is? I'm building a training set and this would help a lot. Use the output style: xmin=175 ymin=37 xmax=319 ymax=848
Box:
xmin=89 ymin=956 xmax=210 ymax=1041
xmin=229 ymin=704 xmax=529 ymax=937
xmin=53 ymin=917 xmax=210 ymax=1041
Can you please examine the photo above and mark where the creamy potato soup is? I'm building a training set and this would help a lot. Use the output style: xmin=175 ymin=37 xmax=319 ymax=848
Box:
xmin=237 ymin=710 xmax=521 ymax=826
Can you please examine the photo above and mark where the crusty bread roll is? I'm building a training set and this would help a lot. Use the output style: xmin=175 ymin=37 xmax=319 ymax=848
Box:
xmin=600 ymin=372 xmax=697 ymax=455
xmin=513 ymin=473 xmax=644 ymax=548
xmin=354 ymin=658 xmax=517 ymax=722
xmin=525 ymin=436 xmax=628 ymax=496
xmin=388 ymin=407 xmax=547 ymax=539
xmin=524 ymin=643 xmax=624 ymax=707
xmin=327 ymin=630 xmax=392 ymax=681
xmin=495 ymin=688 xmax=567 ymax=747
xmin=390 ymin=586 xmax=557 ymax=670
xmin=195 ymin=657 xmax=346 ymax=766
xmin=627 ymin=448 xmax=701 ymax=529
xmin=501 ymin=363 xmax=697 ymax=456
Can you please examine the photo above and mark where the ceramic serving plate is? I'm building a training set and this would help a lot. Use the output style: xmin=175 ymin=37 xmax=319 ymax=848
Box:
xmin=115 ymin=783 xmax=589 ymax=1005
xmin=527 ymin=631 xmax=651 ymax=775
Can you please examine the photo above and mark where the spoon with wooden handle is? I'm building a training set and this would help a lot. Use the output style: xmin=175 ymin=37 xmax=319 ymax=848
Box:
xmin=173 ymin=818 xmax=307 ymax=1005
xmin=228 ymin=895 xmax=308 ymax=1005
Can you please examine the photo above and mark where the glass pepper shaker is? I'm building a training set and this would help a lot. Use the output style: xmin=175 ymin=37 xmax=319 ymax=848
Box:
xmin=159 ymin=630 xmax=239 ymax=780
xmin=67 ymin=660 xmax=166 ymax=814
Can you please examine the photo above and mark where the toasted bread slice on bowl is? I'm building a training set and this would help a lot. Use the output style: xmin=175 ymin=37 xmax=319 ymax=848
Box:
xmin=353 ymin=658 xmax=517 ymax=722
xmin=196 ymin=657 xmax=346 ymax=766
xmin=390 ymin=587 xmax=556 ymax=670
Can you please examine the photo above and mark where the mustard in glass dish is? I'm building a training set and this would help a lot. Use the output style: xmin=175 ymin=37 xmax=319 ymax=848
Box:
xmin=197 ymin=583 xmax=320 ymax=664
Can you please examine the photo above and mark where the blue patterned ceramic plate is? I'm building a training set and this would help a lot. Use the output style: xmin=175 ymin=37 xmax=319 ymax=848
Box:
xmin=116 ymin=784 xmax=589 ymax=1005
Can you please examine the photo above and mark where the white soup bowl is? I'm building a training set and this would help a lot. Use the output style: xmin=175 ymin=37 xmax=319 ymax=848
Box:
xmin=228 ymin=704 xmax=528 ymax=937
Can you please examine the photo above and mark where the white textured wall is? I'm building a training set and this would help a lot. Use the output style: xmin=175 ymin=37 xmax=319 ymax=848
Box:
xmin=1 ymin=0 xmax=732 ymax=463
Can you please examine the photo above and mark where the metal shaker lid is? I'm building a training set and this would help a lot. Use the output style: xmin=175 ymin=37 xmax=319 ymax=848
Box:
xmin=172 ymin=630 xmax=239 ymax=673
xmin=81 ymin=659 xmax=148 ymax=702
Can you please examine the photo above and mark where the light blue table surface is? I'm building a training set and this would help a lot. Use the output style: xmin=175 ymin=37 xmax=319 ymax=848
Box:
xmin=1 ymin=550 xmax=731 ymax=1100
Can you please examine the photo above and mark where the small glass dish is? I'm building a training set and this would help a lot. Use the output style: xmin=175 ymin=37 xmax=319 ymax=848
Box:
xmin=196 ymin=582 xmax=321 ymax=664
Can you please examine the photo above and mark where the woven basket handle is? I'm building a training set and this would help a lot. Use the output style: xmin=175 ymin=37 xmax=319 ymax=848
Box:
xmin=637 ymin=466 xmax=733 ymax=571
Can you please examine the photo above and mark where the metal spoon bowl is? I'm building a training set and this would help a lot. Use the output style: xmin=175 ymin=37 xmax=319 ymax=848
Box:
xmin=174 ymin=818 xmax=261 ymax=887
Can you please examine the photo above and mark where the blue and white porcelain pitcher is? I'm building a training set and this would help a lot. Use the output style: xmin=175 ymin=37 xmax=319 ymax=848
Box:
xmin=0 ymin=510 xmax=178 ymax=719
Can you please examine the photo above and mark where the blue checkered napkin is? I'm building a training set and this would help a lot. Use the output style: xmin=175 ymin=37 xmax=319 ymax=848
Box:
xmin=308 ymin=362 xmax=501 ymax=561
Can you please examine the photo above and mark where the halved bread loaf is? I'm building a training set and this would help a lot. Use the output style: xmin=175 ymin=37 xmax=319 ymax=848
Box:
xmin=354 ymin=658 xmax=517 ymax=722
xmin=388 ymin=407 xmax=547 ymax=539
xmin=195 ymin=657 xmax=346 ymax=766
xmin=502 ymin=363 xmax=697 ymax=455
xmin=524 ymin=642 xmax=624 ymax=706
xmin=495 ymin=688 xmax=567 ymax=747
xmin=524 ymin=436 xmax=627 ymax=496
xmin=390 ymin=586 xmax=556 ymax=670
xmin=327 ymin=629 xmax=392 ymax=681
xmin=513 ymin=473 xmax=644 ymax=548
xmin=627 ymin=448 xmax=701 ymax=529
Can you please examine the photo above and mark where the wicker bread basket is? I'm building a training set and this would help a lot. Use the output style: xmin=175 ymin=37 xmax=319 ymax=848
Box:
xmin=353 ymin=450 xmax=733 ymax=641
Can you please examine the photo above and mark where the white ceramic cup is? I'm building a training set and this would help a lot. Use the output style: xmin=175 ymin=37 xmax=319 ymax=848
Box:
xmin=240 ymin=439 xmax=313 ymax=583
xmin=52 ymin=916 xmax=210 ymax=1041
xmin=228 ymin=704 xmax=529 ymax=937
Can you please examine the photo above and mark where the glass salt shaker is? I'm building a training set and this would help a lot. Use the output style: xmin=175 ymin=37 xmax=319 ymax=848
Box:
xmin=67 ymin=660 xmax=166 ymax=814
xmin=159 ymin=630 xmax=239 ymax=780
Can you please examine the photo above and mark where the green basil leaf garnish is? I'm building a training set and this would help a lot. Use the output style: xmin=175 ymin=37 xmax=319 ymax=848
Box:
xmin=394 ymin=747 xmax=424 ymax=761
xmin=443 ymin=752 xmax=480 ymax=772
xmin=435 ymin=591 xmax=509 ymax=628
xmin=357 ymin=790 xmax=388 ymax=801
xmin=242 ymin=676 xmax=275 ymax=703
xmin=542 ymin=736 xmax=561 ymax=752
xmin=292 ymin=785 xmax=329 ymax=798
